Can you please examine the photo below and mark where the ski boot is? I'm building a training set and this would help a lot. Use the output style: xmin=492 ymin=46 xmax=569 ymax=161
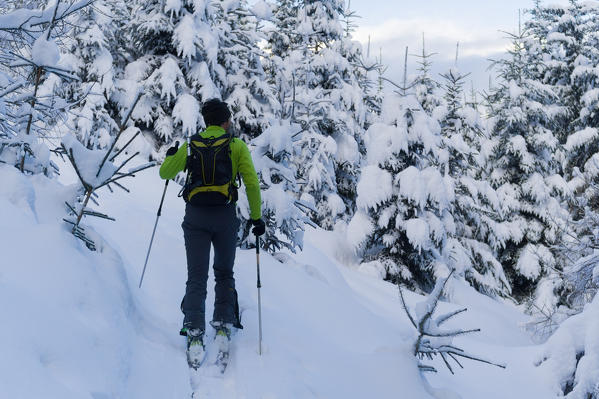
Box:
xmin=185 ymin=328 xmax=206 ymax=370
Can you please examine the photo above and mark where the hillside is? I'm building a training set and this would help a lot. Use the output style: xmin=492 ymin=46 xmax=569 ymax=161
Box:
xmin=1 ymin=163 xmax=557 ymax=398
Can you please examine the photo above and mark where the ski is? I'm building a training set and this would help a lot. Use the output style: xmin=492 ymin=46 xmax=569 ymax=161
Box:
xmin=185 ymin=328 xmax=207 ymax=370
xmin=213 ymin=328 xmax=230 ymax=374
xmin=214 ymin=348 xmax=229 ymax=374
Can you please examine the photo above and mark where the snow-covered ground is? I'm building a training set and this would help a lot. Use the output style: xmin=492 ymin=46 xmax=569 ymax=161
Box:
xmin=1 ymin=163 xmax=560 ymax=398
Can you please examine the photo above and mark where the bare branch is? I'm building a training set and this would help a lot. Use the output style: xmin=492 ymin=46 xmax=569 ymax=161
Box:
xmin=96 ymin=91 xmax=142 ymax=177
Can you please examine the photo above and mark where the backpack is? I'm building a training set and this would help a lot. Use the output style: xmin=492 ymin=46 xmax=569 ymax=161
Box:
xmin=182 ymin=133 xmax=238 ymax=206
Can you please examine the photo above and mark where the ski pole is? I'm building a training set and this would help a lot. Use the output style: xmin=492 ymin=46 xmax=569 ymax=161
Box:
xmin=256 ymin=234 xmax=263 ymax=355
xmin=139 ymin=179 xmax=169 ymax=288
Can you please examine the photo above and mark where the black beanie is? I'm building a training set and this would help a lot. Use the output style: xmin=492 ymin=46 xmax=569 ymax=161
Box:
xmin=201 ymin=98 xmax=231 ymax=127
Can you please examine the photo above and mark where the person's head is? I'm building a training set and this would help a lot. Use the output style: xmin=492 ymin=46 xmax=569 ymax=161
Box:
xmin=201 ymin=98 xmax=231 ymax=129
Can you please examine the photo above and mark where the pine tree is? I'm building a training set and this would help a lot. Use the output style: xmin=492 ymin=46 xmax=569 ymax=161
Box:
xmin=484 ymin=27 xmax=570 ymax=310
xmin=565 ymin=2 xmax=599 ymax=172
xmin=348 ymin=93 xmax=458 ymax=292
xmin=124 ymin=0 xmax=219 ymax=151
xmin=239 ymin=120 xmax=313 ymax=252
xmin=267 ymin=0 xmax=368 ymax=229
xmin=61 ymin=0 xmax=120 ymax=150
xmin=439 ymin=65 xmax=511 ymax=297
xmin=210 ymin=0 xmax=276 ymax=140
xmin=525 ymin=1 xmax=585 ymax=147
xmin=411 ymin=36 xmax=441 ymax=115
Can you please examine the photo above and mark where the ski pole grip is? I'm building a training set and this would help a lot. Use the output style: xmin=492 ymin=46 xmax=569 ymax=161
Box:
xmin=157 ymin=180 xmax=169 ymax=217
xmin=255 ymin=235 xmax=261 ymax=288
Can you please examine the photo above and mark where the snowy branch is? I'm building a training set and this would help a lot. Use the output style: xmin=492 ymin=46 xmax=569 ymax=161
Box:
xmin=399 ymin=273 xmax=506 ymax=376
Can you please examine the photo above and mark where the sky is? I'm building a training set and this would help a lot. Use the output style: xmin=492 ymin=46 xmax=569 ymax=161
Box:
xmin=349 ymin=0 xmax=571 ymax=93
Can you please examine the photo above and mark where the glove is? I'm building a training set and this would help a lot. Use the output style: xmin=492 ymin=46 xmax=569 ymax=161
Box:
xmin=166 ymin=141 xmax=179 ymax=156
xmin=250 ymin=218 xmax=266 ymax=236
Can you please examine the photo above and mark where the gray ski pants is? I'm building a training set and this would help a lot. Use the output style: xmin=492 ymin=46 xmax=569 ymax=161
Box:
xmin=181 ymin=203 xmax=239 ymax=331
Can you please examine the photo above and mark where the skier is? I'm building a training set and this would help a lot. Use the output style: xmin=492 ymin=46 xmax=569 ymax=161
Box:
xmin=159 ymin=98 xmax=265 ymax=370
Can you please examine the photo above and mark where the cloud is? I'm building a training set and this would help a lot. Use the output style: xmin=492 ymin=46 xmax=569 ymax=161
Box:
xmin=354 ymin=17 xmax=511 ymax=60
xmin=353 ymin=17 xmax=512 ymax=91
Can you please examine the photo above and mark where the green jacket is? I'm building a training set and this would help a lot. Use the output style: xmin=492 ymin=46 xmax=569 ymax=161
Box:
xmin=159 ymin=126 xmax=262 ymax=220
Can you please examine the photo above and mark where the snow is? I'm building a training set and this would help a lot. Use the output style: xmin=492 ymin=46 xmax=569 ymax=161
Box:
xmin=262 ymin=185 xmax=296 ymax=226
xmin=405 ymin=218 xmax=431 ymax=252
xmin=547 ymin=31 xmax=575 ymax=46
xmin=0 ymin=163 xmax=578 ymax=399
xmin=165 ymin=0 xmax=182 ymax=15
xmin=156 ymin=57 xmax=183 ymax=104
xmin=565 ymin=127 xmax=598 ymax=152
xmin=173 ymin=94 xmax=200 ymax=136
xmin=516 ymin=244 xmax=544 ymax=280
xmin=31 ymin=35 xmax=60 ymax=67
xmin=346 ymin=210 xmax=374 ymax=249
xmin=251 ymin=0 xmax=272 ymax=20
xmin=356 ymin=165 xmax=393 ymax=210
xmin=174 ymin=14 xmax=199 ymax=64
xmin=334 ymin=131 xmax=360 ymax=164
xmin=4 ymin=0 xmax=599 ymax=395
xmin=327 ymin=192 xmax=346 ymax=216
xmin=0 ymin=1 xmax=93 ymax=33
xmin=397 ymin=166 xmax=452 ymax=210
xmin=364 ymin=123 xmax=409 ymax=166
xmin=252 ymin=121 xmax=295 ymax=156
xmin=61 ymin=133 xmax=117 ymax=188
xmin=581 ymin=88 xmax=599 ymax=107
xmin=509 ymin=80 xmax=524 ymax=99
xmin=537 ymin=295 xmax=599 ymax=398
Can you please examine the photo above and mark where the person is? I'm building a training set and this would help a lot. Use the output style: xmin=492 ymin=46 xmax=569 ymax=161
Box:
xmin=159 ymin=98 xmax=265 ymax=368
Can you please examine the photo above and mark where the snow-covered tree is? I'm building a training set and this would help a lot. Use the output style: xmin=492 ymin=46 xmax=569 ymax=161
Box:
xmin=124 ymin=0 xmax=220 ymax=151
xmin=531 ymin=1 xmax=584 ymax=146
xmin=124 ymin=0 xmax=275 ymax=152
xmin=60 ymin=0 xmax=120 ymax=150
xmin=60 ymin=93 xmax=155 ymax=250
xmin=348 ymin=93 xmax=458 ymax=292
xmin=267 ymin=0 xmax=369 ymax=229
xmin=411 ymin=36 xmax=441 ymax=116
xmin=215 ymin=0 xmax=277 ymax=140
xmin=483 ymin=28 xmax=570 ymax=310
xmin=0 ymin=0 xmax=93 ymax=176
xmin=568 ymin=40 xmax=599 ymax=172
xmin=239 ymin=120 xmax=312 ymax=252
xmin=399 ymin=271 xmax=505 ymax=387
xmin=563 ymin=3 xmax=599 ymax=244
xmin=439 ymin=66 xmax=511 ymax=297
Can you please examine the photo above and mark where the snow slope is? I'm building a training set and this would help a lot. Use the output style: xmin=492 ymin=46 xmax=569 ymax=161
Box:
xmin=0 ymin=163 xmax=559 ymax=398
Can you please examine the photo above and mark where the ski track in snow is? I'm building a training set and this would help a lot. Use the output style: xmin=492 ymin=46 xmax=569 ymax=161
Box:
xmin=1 ymin=164 xmax=558 ymax=398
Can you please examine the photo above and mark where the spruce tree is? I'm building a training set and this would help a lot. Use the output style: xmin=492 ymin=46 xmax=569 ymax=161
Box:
xmin=267 ymin=0 xmax=368 ymax=229
xmin=439 ymin=66 xmax=511 ymax=297
xmin=560 ymin=3 xmax=599 ymax=305
xmin=411 ymin=36 xmax=441 ymax=116
xmin=348 ymin=93 xmax=458 ymax=292
xmin=215 ymin=0 xmax=277 ymax=140
xmin=124 ymin=0 xmax=220 ymax=150
xmin=62 ymin=0 xmax=120 ymax=150
xmin=566 ymin=1 xmax=599 ymax=172
xmin=525 ymin=0 xmax=584 ymax=146
xmin=239 ymin=120 xmax=313 ymax=252
xmin=125 ymin=0 xmax=277 ymax=148
xmin=484 ymin=28 xmax=570 ymax=310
